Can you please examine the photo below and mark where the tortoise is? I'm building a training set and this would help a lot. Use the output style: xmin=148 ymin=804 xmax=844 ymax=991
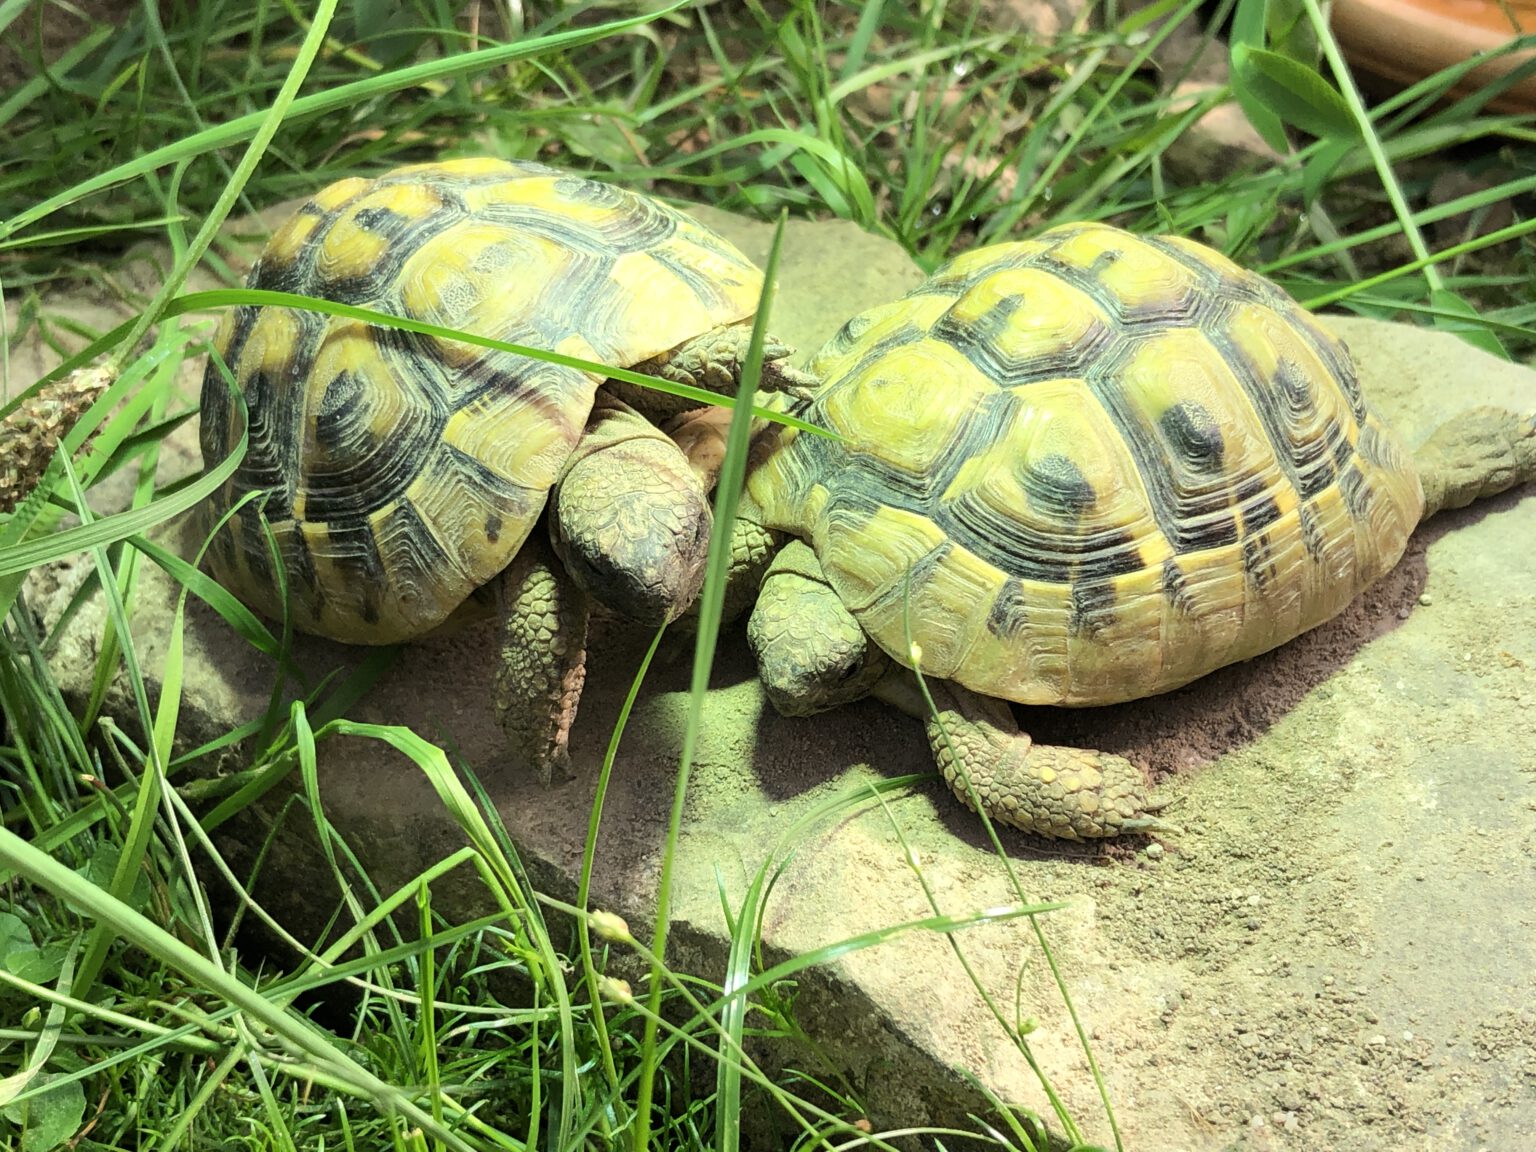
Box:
xmin=198 ymin=156 xmax=809 ymax=779
xmin=719 ymin=223 xmax=1535 ymax=840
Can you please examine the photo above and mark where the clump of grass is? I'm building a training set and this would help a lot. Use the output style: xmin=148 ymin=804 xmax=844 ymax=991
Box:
xmin=3 ymin=1 xmax=1534 ymax=1150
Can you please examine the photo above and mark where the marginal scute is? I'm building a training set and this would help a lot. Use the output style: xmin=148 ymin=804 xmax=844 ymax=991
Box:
xmin=818 ymin=500 xmax=949 ymax=617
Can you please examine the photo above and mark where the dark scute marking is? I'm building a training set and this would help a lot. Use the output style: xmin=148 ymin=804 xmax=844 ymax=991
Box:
xmin=1241 ymin=492 xmax=1282 ymax=534
xmin=1080 ymin=341 xmax=1243 ymax=554
xmin=829 ymin=382 xmax=1005 ymax=506
xmin=1298 ymin=500 xmax=1326 ymax=562
xmin=1241 ymin=533 xmax=1275 ymax=590
xmin=249 ymin=251 xmax=310 ymax=296
xmin=1162 ymin=559 xmax=1197 ymax=615
xmin=1216 ymin=348 xmax=1340 ymax=500
xmin=367 ymin=498 xmax=460 ymax=624
xmin=927 ymin=420 xmax=1148 ymax=586
xmin=1095 ymin=538 xmax=1150 ymax=577
xmin=648 ymin=242 xmax=741 ymax=315
xmin=287 ymin=521 xmax=322 ymax=604
xmin=1174 ymin=510 xmax=1240 ymax=552
xmin=941 ymin=292 xmax=1112 ymax=384
xmin=860 ymin=537 xmax=951 ymax=628
xmin=198 ymin=374 xmax=232 ymax=465
xmin=262 ymin=193 xmax=465 ymax=304
xmin=200 ymin=305 xmax=259 ymax=458
xmin=1295 ymin=444 xmax=1341 ymax=499
xmin=1274 ymin=357 xmax=1317 ymax=418
xmin=1021 ymin=452 xmax=1097 ymax=516
xmin=319 ymin=518 xmax=391 ymax=626
xmin=1257 ymin=346 xmax=1350 ymax=493
xmin=1158 ymin=400 xmax=1226 ymax=472
xmin=1069 ymin=578 xmax=1117 ymax=639
xmin=231 ymin=367 xmax=295 ymax=521
xmin=1087 ymin=247 xmax=1122 ymax=277
xmin=1332 ymin=433 xmax=1356 ymax=470
xmin=1324 ymin=340 xmax=1369 ymax=422
xmin=233 ymin=504 xmax=276 ymax=591
xmin=1147 ymin=239 xmax=1279 ymax=325
xmin=353 ymin=205 xmax=406 ymax=233
xmin=824 ymin=313 xmax=874 ymax=358
xmin=1046 ymin=233 xmax=1207 ymax=325
xmin=314 ymin=370 xmax=367 ymax=450
xmin=933 ymin=290 xmax=1025 ymax=370
xmin=1356 ymin=421 xmax=1401 ymax=473
xmin=199 ymin=308 xmax=257 ymax=467
xmin=553 ymin=175 xmax=679 ymax=254
xmin=485 ymin=512 xmax=503 ymax=544
xmin=554 ymin=173 xmax=628 ymax=208
xmin=985 ymin=579 xmax=1029 ymax=641
xmin=298 ymin=364 xmax=448 ymax=524
xmin=1339 ymin=465 xmax=1372 ymax=519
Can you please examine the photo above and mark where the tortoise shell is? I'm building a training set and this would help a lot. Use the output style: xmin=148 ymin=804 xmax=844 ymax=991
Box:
xmin=199 ymin=157 xmax=764 ymax=644
xmin=745 ymin=223 xmax=1426 ymax=706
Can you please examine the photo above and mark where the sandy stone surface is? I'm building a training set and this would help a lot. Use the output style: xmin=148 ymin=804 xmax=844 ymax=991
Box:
xmin=24 ymin=205 xmax=1536 ymax=1150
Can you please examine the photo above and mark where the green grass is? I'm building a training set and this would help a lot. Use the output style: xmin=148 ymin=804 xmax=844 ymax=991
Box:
xmin=2 ymin=0 xmax=1535 ymax=1149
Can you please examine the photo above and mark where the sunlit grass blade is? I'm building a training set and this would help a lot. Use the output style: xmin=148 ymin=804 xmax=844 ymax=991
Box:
xmin=1 ymin=2 xmax=690 ymax=243
xmin=0 ymin=826 xmax=484 ymax=1151
xmin=169 ymin=288 xmax=834 ymax=437
xmin=629 ymin=209 xmax=791 ymax=1152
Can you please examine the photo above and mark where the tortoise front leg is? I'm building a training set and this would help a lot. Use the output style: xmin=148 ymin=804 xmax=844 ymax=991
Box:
xmin=550 ymin=393 xmax=713 ymax=626
xmin=494 ymin=531 xmax=589 ymax=785
xmin=748 ymin=540 xmax=891 ymax=714
xmin=873 ymin=674 xmax=1172 ymax=841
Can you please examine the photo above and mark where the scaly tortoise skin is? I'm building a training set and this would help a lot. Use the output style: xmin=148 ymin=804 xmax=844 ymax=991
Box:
xmin=198 ymin=156 xmax=806 ymax=777
xmin=732 ymin=223 xmax=1536 ymax=839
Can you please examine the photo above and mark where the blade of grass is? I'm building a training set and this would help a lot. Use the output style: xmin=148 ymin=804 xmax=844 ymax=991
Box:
xmin=0 ymin=2 xmax=689 ymax=243
xmin=632 ymin=211 xmax=791 ymax=1152
xmin=0 ymin=826 xmax=483 ymax=1152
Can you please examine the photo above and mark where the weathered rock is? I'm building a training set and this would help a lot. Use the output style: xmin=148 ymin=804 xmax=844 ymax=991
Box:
xmin=26 ymin=208 xmax=1536 ymax=1149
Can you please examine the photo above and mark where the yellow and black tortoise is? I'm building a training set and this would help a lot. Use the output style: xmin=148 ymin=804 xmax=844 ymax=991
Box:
xmin=724 ymin=223 xmax=1535 ymax=839
xmin=198 ymin=157 xmax=807 ymax=777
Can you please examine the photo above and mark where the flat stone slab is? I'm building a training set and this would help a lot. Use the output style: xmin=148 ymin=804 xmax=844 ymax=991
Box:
xmin=27 ymin=208 xmax=1536 ymax=1149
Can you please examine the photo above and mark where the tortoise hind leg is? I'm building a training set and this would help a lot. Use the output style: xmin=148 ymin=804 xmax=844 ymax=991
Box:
xmin=1415 ymin=407 xmax=1536 ymax=518
xmin=494 ymin=531 xmax=589 ymax=785
xmin=872 ymin=675 xmax=1173 ymax=841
